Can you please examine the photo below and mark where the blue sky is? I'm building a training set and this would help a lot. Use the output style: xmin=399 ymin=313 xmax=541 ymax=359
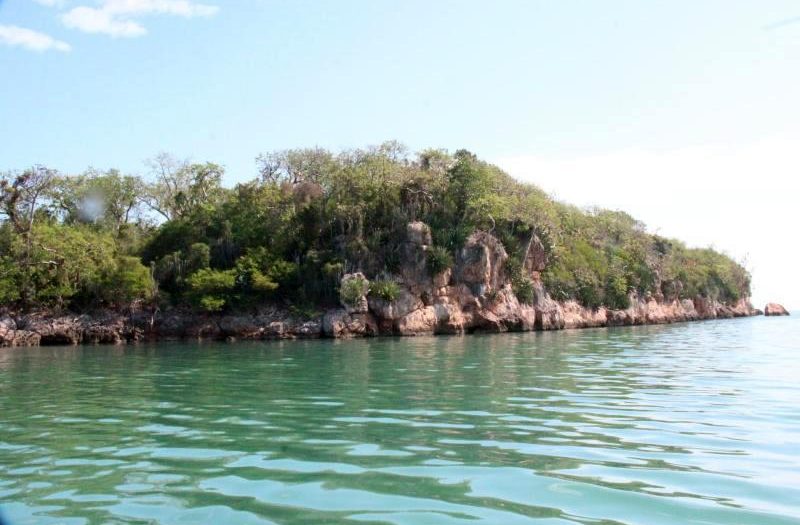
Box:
xmin=2 ymin=0 xmax=799 ymax=307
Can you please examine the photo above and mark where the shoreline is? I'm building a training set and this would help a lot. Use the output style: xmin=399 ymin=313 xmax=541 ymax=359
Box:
xmin=1 ymin=296 xmax=760 ymax=348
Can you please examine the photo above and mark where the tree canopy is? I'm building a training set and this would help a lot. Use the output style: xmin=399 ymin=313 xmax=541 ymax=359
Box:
xmin=0 ymin=144 xmax=751 ymax=313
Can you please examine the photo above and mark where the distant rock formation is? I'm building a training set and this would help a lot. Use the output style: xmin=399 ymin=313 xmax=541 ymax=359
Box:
xmin=764 ymin=303 xmax=790 ymax=316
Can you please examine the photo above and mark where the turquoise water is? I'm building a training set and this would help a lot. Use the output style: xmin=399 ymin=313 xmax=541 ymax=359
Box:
xmin=1 ymin=316 xmax=799 ymax=525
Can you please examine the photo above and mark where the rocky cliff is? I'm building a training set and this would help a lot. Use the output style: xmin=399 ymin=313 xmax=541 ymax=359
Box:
xmin=1 ymin=223 xmax=760 ymax=347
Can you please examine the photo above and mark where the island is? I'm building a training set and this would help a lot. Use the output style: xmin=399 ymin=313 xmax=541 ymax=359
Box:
xmin=1 ymin=143 xmax=758 ymax=346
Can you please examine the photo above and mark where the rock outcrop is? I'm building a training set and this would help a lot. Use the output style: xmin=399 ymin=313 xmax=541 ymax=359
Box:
xmin=0 ymin=316 xmax=41 ymax=347
xmin=322 ymin=309 xmax=378 ymax=338
xmin=340 ymin=273 xmax=370 ymax=314
xmin=764 ymin=303 xmax=790 ymax=316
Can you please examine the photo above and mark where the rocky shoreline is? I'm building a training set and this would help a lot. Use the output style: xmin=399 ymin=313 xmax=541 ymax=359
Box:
xmin=0 ymin=296 xmax=762 ymax=348
xmin=1 ymin=223 xmax=768 ymax=348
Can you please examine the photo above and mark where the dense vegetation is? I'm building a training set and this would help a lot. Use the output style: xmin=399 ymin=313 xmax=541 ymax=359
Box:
xmin=0 ymin=143 xmax=750 ymax=314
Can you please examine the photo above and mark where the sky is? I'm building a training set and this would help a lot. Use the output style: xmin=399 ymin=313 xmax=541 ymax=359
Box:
xmin=1 ymin=0 xmax=798 ymax=308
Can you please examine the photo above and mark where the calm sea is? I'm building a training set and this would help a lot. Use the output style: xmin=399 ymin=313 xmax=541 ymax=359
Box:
xmin=1 ymin=316 xmax=798 ymax=524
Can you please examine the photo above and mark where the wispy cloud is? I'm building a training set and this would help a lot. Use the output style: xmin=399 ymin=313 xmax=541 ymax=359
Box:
xmin=62 ymin=0 xmax=219 ymax=38
xmin=764 ymin=15 xmax=800 ymax=31
xmin=0 ymin=24 xmax=71 ymax=52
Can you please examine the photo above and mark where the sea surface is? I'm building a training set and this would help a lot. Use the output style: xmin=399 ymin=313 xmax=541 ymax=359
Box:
xmin=1 ymin=316 xmax=799 ymax=525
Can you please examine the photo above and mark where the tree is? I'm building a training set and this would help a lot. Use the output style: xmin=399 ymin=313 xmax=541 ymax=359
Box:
xmin=144 ymin=153 xmax=225 ymax=221
xmin=1 ymin=166 xmax=57 ymax=304
xmin=49 ymin=169 xmax=147 ymax=233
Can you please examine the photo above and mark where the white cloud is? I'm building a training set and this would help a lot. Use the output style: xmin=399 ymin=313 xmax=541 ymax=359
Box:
xmin=0 ymin=24 xmax=71 ymax=52
xmin=496 ymin=136 xmax=800 ymax=309
xmin=63 ymin=7 xmax=146 ymax=36
xmin=62 ymin=0 xmax=219 ymax=37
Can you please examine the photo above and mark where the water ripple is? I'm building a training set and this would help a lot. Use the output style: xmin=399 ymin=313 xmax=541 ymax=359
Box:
xmin=1 ymin=316 xmax=799 ymax=524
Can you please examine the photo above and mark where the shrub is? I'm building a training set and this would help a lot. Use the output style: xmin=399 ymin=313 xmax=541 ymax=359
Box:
xmin=426 ymin=245 xmax=453 ymax=275
xmin=339 ymin=275 xmax=369 ymax=307
xmin=104 ymin=256 xmax=155 ymax=304
xmin=0 ymin=256 xmax=21 ymax=304
xmin=369 ymin=279 xmax=400 ymax=302
xmin=186 ymin=268 xmax=237 ymax=311
xmin=186 ymin=243 xmax=211 ymax=272
xmin=199 ymin=296 xmax=226 ymax=312
xmin=513 ymin=276 xmax=535 ymax=305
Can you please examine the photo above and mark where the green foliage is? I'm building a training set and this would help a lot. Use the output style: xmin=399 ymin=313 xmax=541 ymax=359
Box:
xmin=103 ymin=256 xmax=155 ymax=304
xmin=369 ymin=279 xmax=400 ymax=302
xmin=513 ymin=276 xmax=535 ymax=305
xmin=426 ymin=245 xmax=453 ymax=275
xmin=1 ymin=144 xmax=751 ymax=314
xmin=0 ymin=256 xmax=20 ymax=304
xmin=186 ymin=268 xmax=237 ymax=311
xmin=339 ymin=276 xmax=369 ymax=308
xmin=199 ymin=295 xmax=226 ymax=312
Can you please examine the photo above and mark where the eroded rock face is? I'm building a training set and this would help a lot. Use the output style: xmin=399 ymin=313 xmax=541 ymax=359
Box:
xmin=0 ymin=316 xmax=41 ymax=347
xmin=765 ymin=303 xmax=790 ymax=316
xmin=20 ymin=315 xmax=84 ymax=345
xmin=523 ymin=233 xmax=548 ymax=275
xmin=368 ymin=289 xmax=422 ymax=321
xmin=396 ymin=306 xmax=437 ymax=335
xmin=483 ymin=286 xmax=536 ymax=331
xmin=457 ymin=231 xmax=508 ymax=296
xmin=531 ymin=280 xmax=564 ymax=330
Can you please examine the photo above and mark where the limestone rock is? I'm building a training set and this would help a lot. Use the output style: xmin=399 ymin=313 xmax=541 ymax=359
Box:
xmin=764 ymin=303 xmax=790 ymax=316
xmin=523 ymin=233 xmax=548 ymax=274
xmin=0 ymin=316 xmax=41 ymax=347
xmin=396 ymin=306 xmax=437 ymax=335
xmin=323 ymin=309 xmax=377 ymax=338
xmin=20 ymin=315 xmax=84 ymax=345
xmin=368 ymin=288 xmax=422 ymax=320
xmin=456 ymin=231 xmax=508 ymax=296
xmin=340 ymin=273 xmax=370 ymax=314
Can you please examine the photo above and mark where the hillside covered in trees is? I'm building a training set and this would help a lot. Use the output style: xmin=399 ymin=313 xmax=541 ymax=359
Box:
xmin=0 ymin=142 xmax=751 ymax=321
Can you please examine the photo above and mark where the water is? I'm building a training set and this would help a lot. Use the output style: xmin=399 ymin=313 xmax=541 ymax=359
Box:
xmin=1 ymin=316 xmax=799 ymax=525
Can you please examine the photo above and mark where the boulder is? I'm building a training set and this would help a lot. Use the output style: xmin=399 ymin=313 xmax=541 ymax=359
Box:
xmin=764 ymin=303 xmax=790 ymax=316
xmin=396 ymin=306 xmax=437 ymax=335
xmin=323 ymin=309 xmax=377 ymax=338
xmin=368 ymin=288 xmax=422 ymax=320
xmin=432 ymin=302 xmax=467 ymax=334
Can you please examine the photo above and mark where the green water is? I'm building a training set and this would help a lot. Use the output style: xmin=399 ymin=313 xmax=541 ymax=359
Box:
xmin=1 ymin=317 xmax=799 ymax=525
